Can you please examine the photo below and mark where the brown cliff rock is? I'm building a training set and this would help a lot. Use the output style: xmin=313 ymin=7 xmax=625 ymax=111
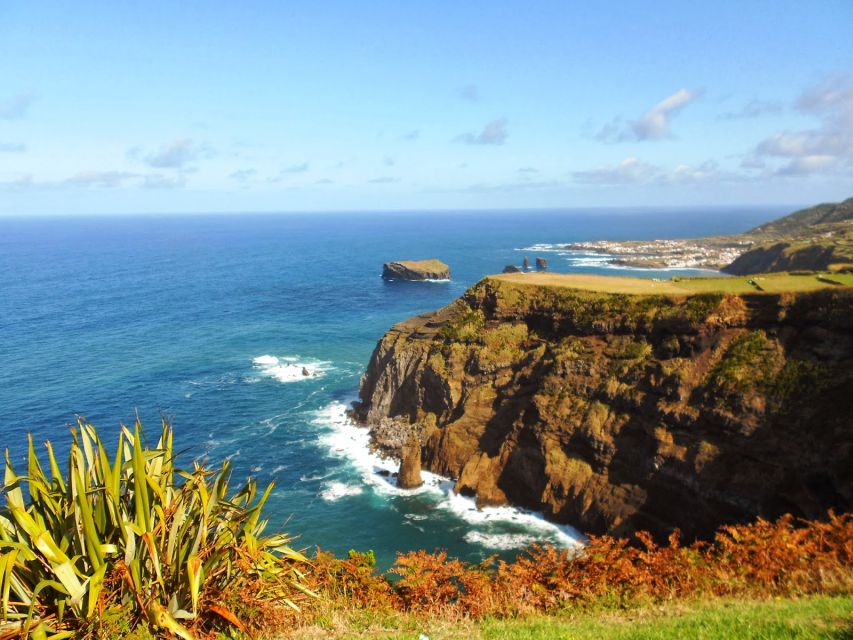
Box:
xmin=354 ymin=276 xmax=853 ymax=541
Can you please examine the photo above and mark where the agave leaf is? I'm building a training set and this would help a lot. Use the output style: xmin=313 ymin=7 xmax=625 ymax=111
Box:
xmin=71 ymin=447 xmax=104 ymax=570
xmin=43 ymin=442 xmax=66 ymax=494
xmin=3 ymin=453 xmax=25 ymax=511
xmin=131 ymin=425 xmax=152 ymax=534
xmin=147 ymin=601 xmax=195 ymax=640
xmin=7 ymin=508 xmax=85 ymax=608
xmin=84 ymin=563 xmax=106 ymax=619
xmin=0 ymin=550 xmax=17 ymax=621
xmin=26 ymin=435 xmax=47 ymax=504
xmin=186 ymin=555 xmax=202 ymax=616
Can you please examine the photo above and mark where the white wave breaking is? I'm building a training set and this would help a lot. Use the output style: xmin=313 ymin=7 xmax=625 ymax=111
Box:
xmin=312 ymin=401 xmax=584 ymax=551
xmin=320 ymin=481 xmax=364 ymax=502
xmin=252 ymin=354 xmax=332 ymax=383
xmin=463 ymin=531 xmax=537 ymax=550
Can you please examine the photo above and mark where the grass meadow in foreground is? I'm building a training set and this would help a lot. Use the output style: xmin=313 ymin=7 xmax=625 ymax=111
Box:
xmin=290 ymin=595 xmax=853 ymax=639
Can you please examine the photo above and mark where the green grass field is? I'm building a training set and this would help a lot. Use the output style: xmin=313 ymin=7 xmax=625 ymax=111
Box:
xmin=490 ymin=271 xmax=853 ymax=295
xmin=291 ymin=595 xmax=853 ymax=639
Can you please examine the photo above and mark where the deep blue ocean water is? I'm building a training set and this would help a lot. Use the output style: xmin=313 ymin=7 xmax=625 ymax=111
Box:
xmin=0 ymin=207 xmax=787 ymax=566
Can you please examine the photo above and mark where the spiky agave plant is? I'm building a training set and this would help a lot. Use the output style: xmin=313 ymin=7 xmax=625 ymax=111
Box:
xmin=0 ymin=419 xmax=314 ymax=639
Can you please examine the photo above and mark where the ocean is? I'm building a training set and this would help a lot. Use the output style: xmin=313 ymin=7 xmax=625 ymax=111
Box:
xmin=0 ymin=206 xmax=787 ymax=566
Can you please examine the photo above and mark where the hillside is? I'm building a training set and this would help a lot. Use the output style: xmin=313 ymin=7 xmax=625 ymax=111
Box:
xmin=558 ymin=197 xmax=853 ymax=273
xmin=355 ymin=274 xmax=853 ymax=541
xmin=745 ymin=197 xmax=853 ymax=238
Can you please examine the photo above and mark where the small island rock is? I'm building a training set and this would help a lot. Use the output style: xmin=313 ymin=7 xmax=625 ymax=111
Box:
xmin=522 ymin=256 xmax=530 ymax=272
xmin=397 ymin=433 xmax=423 ymax=489
xmin=535 ymin=257 xmax=548 ymax=271
xmin=382 ymin=259 xmax=450 ymax=281
xmin=502 ymin=264 xmax=521 ymax=273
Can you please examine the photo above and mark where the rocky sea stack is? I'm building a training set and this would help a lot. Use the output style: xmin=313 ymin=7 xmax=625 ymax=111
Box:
xmin=397 ymin=434 xmax=424 ymax=488
xmin=354 ymin=273 xmax=853 ymax=541
xmin=382 ymin=259 xmax=451 ymax=281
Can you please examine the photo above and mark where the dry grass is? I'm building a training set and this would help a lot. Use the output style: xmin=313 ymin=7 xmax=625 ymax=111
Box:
xmin=489 ymin=271 xmax=853 ymax=295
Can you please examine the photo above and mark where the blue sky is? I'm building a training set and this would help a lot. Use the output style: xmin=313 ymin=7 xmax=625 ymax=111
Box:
xmin=1 ymin=1 xmax=851 ymax=214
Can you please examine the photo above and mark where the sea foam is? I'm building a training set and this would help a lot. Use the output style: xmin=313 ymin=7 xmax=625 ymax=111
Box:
xmin=252 ymin=354 xmax=331 ymax=383
xmin=312 ymin=401 xmax=584 ymax=551
xmin=320 ymin=481 xmax=364 ymax=502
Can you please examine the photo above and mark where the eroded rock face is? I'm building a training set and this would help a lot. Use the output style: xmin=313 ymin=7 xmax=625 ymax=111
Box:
xmin=354 ymin=277 xmax=853 ymax=541
xmin=503 ymin=265 xmax=521 ymax=273
xmin=535 ymin=257 xmax=548 ymax=271
xmin=382 ymin=259 xmax=451 ymax=281
xmin=398 ymin=434 xmax=424 ymax=488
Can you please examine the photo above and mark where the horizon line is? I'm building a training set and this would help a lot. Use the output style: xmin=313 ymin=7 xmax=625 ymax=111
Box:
xmin=0 ymin=202 xmax=809 ymax=220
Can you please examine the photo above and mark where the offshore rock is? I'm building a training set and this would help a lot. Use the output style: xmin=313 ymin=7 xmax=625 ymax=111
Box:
xmin=354 ymin=275 xmax=853 ymax=541
xmin=503 ymin=264 xmax=521 ymax=273
xmin=536 ymin=257 xmax=548 ymax=271
xmin=382 ymin=259 xmax=450 ymax=281
xmin=398 ymin=433 xmax=424 ymax=489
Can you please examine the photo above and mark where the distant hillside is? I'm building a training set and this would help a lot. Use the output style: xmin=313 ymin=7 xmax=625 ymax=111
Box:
xmin=745 ymin=198 xmax=853 ymax=238
xmin=723 ymin=197 xmax=853 ymax=275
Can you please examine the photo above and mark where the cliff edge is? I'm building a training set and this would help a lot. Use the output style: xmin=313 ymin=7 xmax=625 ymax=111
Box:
xmin=354 ymin=273 xmax=853 ymax=540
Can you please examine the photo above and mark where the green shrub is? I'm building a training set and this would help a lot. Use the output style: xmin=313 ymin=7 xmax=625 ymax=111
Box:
xmin=439 ymin=309 xmax=485 ymax=343
xmin=0 ymin=419 xmax=313 ymax=639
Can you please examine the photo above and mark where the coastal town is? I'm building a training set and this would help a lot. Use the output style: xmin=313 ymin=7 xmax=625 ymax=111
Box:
xmin=562 ymin=237 xmax=754 ymax=270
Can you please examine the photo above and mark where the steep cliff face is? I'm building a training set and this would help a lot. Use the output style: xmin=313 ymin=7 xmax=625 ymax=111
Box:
xmin=354 ymin=277 xmax=853 ymax=540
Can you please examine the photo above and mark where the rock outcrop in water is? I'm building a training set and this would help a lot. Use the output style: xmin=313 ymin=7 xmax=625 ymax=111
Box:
xmin=502 ymin=265 xmax=521 ymax=273
xmin=354 ymin=276 xmax=853 ymax=540
xmin=382 ymin=259 xmax=451 ymax=281
xmin=398 ymin=434 xmax=424 ymax=488
xmin=535 ymin=257 xmax=548 ymax=271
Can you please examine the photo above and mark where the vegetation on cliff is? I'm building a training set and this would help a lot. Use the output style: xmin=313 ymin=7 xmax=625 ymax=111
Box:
xmin=356 ymin=275 xmax=853 ymax=541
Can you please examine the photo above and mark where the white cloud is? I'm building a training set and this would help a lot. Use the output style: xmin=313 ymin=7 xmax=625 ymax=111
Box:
xmin=140 ymin=174 xmax=187 ymax=189
xmin=0 ymin=142 xmax=26 ymax=153
xmin=597 ymin=89 xmax=702 ymax=142
xmin=718 ymin=99 xmax=783 ymax=120
xmin=749 ymin=76 xmax=853 ymax=176
xmin=229 ymin=169 xmax=257 ymax=183
xmin=0 ymin=174 xmax=37 ymax=190
xmin=572 ymin=156 xmax=658 ymax=184
xmin=368 ymin=176 xmax=400 ymax=184
xmin=131 ymin=138 xmax=214 ymax=169
xmin=572 ymin=157 xmax=737 ymax=186
xmin=456 ymin=118 xmax=508 ymax=145
xmin=65 ymin=171 xmax=137 ymax=188
xmin=0 ymin=91 xmax=36 ymax=119
xmin=281 ymin=161 xmax=309 ymax=173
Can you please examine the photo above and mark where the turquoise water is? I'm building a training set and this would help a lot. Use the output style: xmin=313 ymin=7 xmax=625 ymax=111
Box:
xmin=0 ymin=207 xmax=784 ymax=566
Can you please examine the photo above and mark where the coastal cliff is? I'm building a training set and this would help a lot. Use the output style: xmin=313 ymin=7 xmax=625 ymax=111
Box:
xmin=354 ymin=275 xmax=853 ymax=540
